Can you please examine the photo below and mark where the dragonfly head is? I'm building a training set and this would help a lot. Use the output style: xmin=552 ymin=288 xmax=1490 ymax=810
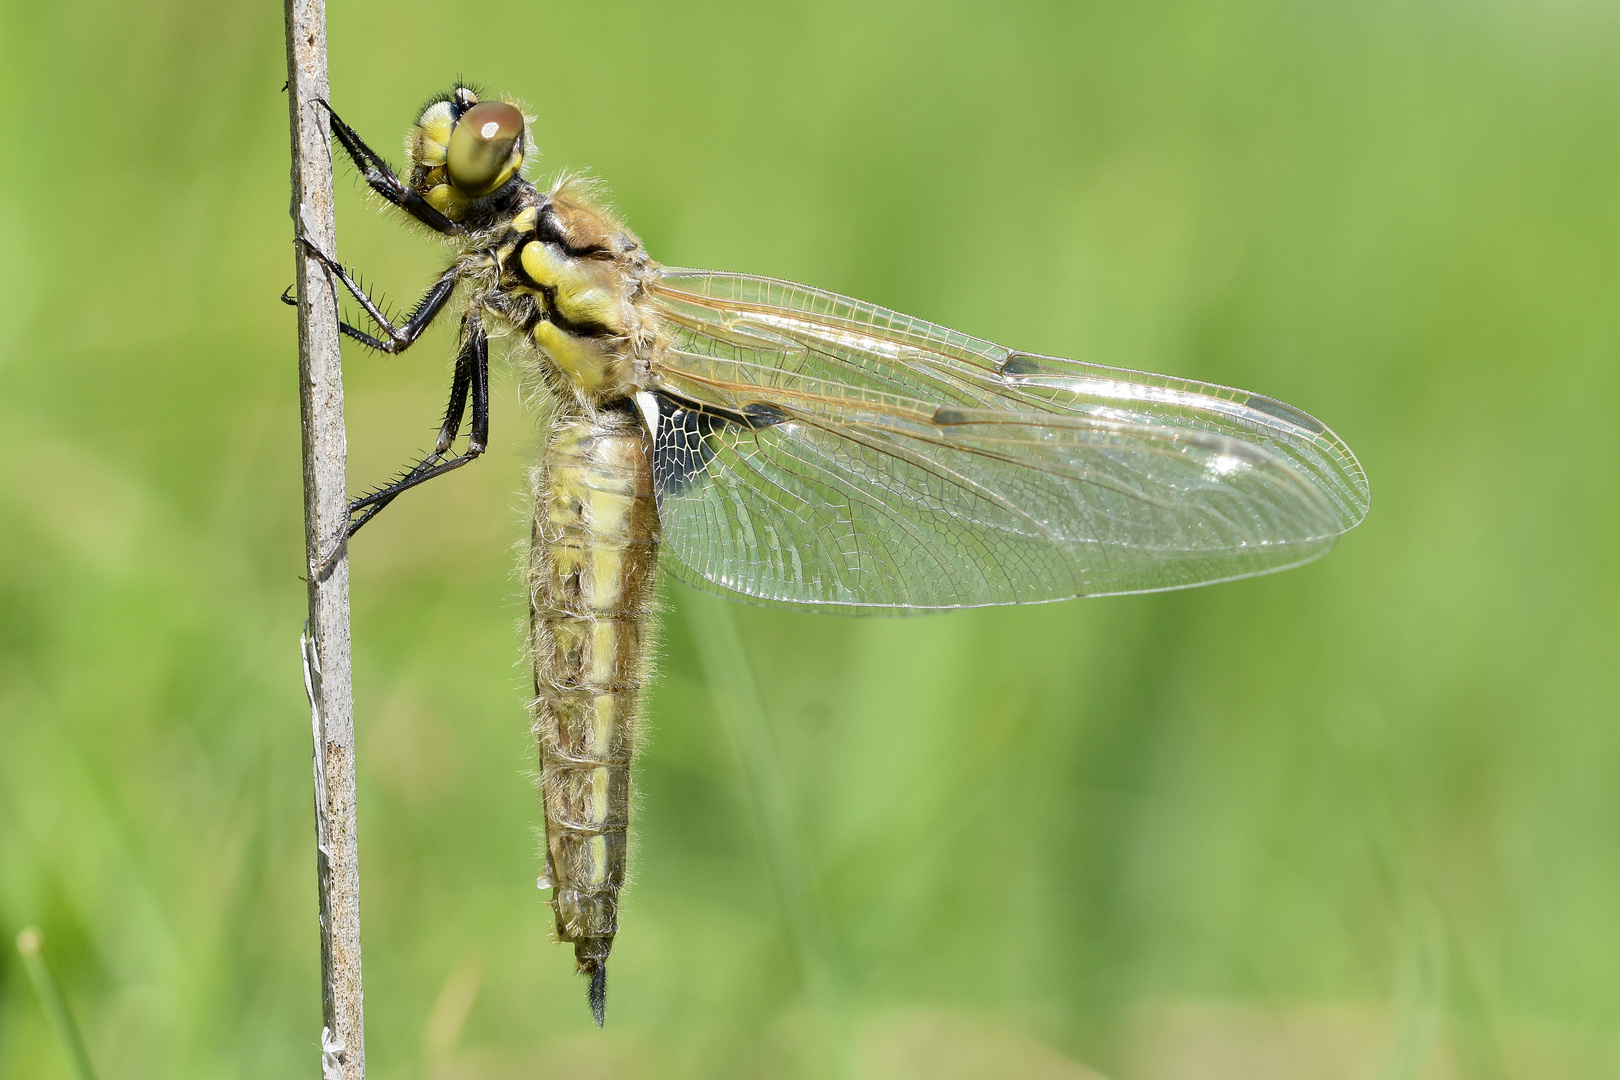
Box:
xmin=407 ymin=85 xmax=532 ymax=220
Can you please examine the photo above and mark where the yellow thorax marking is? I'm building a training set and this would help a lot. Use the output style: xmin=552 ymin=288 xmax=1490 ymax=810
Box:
xmin=532 ymin=321 xmax=608 ymax=392
xmin=520 ymin=241 xmax=625 ymax=332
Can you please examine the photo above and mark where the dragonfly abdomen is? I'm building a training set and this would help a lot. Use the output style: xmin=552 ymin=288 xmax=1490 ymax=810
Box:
xmin=529 ymin=405 xmax=659 ymax=1025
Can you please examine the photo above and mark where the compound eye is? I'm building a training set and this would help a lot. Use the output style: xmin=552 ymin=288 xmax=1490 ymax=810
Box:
xmin=446 ymin=101 xmax=525 ymax=198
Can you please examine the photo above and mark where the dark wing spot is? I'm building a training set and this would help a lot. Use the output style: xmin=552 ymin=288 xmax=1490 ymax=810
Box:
xmin=651 ymin=393 xmax=714 ymax=497
xmin=999 ymin=353 xmax=1044 ymax=378
xmin=741 ymin=402 xmax=789 ymax=428
xmin=651 ymin=392 xmax=789 ymax=497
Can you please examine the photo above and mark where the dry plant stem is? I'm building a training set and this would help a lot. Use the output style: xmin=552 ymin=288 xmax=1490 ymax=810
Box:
xmin=285 ymin=1 xmax=365 ymax=1077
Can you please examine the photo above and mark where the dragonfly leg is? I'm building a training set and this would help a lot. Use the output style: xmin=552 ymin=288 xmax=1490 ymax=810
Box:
xmin=291 ymin=236 xmax=460 ymax=355
xmin=423 ymin=309 xmax=491 ymax=457
xmin=315 ymin=314 xmax=489 ymax=573
xmin=314 ymin=98 xmax=462 ymax=235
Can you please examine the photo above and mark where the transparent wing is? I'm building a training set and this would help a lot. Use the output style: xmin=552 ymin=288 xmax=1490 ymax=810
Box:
xmin=643 ymin=268 xmax=1369 ymax=611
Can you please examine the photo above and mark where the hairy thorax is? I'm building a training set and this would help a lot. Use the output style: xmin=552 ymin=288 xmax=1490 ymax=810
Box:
xmin=462 ymin=179 xmax=659 ymax=408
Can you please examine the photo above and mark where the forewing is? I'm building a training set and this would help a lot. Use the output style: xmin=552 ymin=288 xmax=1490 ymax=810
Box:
xmin=644 ymin=269 xmax=1369 ymax=611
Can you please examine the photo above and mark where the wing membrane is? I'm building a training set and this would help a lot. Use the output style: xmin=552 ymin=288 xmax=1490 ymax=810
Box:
xmin=644 ymin=268 xmax=1369 ymax=610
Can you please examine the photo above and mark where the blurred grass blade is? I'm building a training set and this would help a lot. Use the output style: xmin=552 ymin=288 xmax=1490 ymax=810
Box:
xmin=678 ymin=587 xmax=845 ymax=1008
xmin=680 ymin=588 xmax=858 ymax=1078
xmin=15 ymin=928 xmax=99 ymax=1080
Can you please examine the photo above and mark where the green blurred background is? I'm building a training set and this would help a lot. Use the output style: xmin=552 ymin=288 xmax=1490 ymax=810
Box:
xmin=1 ymin=0 xmax=1617 ymax=1077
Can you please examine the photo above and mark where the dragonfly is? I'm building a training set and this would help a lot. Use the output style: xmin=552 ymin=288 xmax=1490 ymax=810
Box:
xmin=290 ymin=83 xmax=1369 ymax=1026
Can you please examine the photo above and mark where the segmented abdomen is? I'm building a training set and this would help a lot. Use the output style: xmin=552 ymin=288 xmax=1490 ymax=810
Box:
xmin=528 ymin=404 xmax=658 ymax=1011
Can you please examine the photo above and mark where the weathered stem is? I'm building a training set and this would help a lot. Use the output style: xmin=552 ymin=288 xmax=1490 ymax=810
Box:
xmin=285 ymin=2 xmax=365 ymax=1077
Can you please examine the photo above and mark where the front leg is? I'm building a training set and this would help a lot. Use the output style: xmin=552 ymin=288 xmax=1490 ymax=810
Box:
xmin=317 ymin=99 xmax=463 ymax=235
xmin=317 ymin=312 xmax=491 ymax=572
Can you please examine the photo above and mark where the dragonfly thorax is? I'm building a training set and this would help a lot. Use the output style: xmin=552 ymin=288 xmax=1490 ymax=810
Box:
xmin=480 ymin=182 xmax=658 ymax=406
